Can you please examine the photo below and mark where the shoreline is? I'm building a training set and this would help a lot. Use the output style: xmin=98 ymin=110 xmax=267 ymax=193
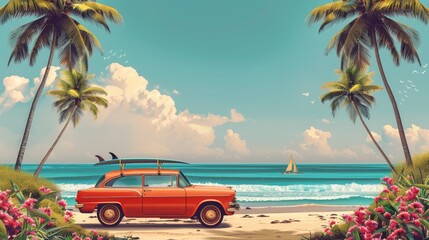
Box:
xmin=73 ymin=204 xmax=357 ymax=239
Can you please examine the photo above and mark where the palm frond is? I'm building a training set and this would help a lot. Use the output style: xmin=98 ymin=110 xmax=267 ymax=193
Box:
xmin=80 ymin=2 xmax=123 ymax=24
xmin=383 ymin=16 xmax=421 ymax=65
xmin=0 ymin=0 xmax=56 ymax=24
xmin=8 ymin=16 xmax=46 ymax=65
xmin=29 ymin=23 xmax=54 ymax=66
xmin=373 ymin=0 xmax=429 ymax=24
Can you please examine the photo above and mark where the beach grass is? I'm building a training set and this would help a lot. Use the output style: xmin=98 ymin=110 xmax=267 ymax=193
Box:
xmin=0 ymin=166 xmax=59 ymax=199
xmin=394 ymin=152 xmax=429 ymax=183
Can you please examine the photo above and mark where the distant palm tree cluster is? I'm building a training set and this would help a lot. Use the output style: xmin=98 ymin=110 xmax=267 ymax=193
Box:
xmin=309 ymin=0 xmax=429 ymax=170
xmin=0 ymin=0 xmax=122 ymax=174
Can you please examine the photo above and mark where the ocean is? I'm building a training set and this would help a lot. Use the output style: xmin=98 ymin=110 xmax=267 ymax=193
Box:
xmin=20 ymin=164 xmax=390 ymax=207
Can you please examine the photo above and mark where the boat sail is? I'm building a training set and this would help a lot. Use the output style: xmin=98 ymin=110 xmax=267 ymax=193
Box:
xmin=283 ymin=155 xmax=298 ymax=174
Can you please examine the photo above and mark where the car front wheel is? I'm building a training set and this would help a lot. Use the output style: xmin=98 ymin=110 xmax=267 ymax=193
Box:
xmin=97 ymin=204 xmax=123 ymax=227
xmin=198 ymin=204 xmax=224 ymax=227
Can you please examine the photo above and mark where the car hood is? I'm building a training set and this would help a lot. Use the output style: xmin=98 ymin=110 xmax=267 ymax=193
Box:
xmin=190 ymin=185 xmax=234 ymax=191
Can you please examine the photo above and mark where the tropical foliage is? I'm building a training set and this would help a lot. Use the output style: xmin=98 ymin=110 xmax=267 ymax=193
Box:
xmin=308 ymin=0 xmax=429 ymax=167
xmin=0 ymin=181 xmax=104 ymax=239
xmin=0 ymin=0 xmax=122 ymax=170
xmin=321 ymin=174 xmax=429 ymax=240
xmin=34 ymin=68 xmax=108 ymax=178
xmin=320 ymin=66 xmax=396 ymax=173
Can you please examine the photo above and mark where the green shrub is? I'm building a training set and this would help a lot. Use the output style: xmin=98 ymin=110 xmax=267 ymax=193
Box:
xmin=394 ymin=152 xmax=429 ymax=183
xmin=0 ymin=166 xmax=59 ymax=199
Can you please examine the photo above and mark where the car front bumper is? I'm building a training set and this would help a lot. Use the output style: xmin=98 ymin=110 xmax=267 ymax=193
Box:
xmin=227 ymin=201 xmax=240 ymax=212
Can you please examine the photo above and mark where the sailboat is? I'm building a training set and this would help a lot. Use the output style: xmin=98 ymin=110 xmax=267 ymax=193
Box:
xmin=283 ymin=155 xmax=298 ymax=174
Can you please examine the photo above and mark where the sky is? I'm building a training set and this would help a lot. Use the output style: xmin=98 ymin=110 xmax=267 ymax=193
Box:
xmin=0 ymin=0 xmax=429 ymax=164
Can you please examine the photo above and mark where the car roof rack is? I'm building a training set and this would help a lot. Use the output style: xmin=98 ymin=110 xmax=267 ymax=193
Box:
xmin=94 ymin=152 xmax=189 ymax=175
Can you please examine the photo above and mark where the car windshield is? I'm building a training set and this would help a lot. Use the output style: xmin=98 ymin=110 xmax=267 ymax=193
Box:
xmin=95 ymin=175 xmax=106 ymax=187
xmin=179 ymin=172 xmax=192 ymax=187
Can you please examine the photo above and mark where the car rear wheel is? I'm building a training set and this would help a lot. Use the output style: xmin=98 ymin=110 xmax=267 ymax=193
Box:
xmin=97 ymin=204 xmax=123 ymax=227
xmin=198 ymin=204 xmax=223 ymax=227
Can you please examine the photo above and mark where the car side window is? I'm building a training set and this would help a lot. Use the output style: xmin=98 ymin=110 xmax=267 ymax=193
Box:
xmin=144 ymin=175 xmax=177 ymax=188
xmin=105 ymin=176 xmax=142 ymax=188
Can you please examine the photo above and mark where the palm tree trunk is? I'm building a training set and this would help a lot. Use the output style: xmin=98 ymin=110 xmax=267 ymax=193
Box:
xmin=371 ymin=30 xmax=413 ymax=167
xmin=14 ymin=30 xmax=58 ymax=171
xmin=351 ymin=101 xmax=397 ymax=174
xmin=34 ymin=106 xmax=76 ymax=179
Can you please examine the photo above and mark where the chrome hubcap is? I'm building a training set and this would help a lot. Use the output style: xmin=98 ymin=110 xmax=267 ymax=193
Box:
xmin=104 ymin=209 xmax=116 ymax=221
xmin=205 ymin=209 xmax=217 ymax=220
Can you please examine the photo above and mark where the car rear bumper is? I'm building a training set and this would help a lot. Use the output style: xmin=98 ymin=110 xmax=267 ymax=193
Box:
xmin=75 ymin=204 xmax=84 ymax=209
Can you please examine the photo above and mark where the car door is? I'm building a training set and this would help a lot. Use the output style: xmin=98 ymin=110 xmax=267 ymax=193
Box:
xmin=142 ymin=174 xmax=186 ymax=216
xmin=104 ymin=175 xmax=143 ymax=217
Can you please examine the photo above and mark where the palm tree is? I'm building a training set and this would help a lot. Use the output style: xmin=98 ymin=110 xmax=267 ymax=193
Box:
xmin=308 ymin=0 xmax=429 ymax=167
xmin=34 ymin=68 xmax=108 ymax=178
xmin=0 ymin=0 xmax=122 ymax=170
xmin=321 ymin=66 xmax=397 ymax=174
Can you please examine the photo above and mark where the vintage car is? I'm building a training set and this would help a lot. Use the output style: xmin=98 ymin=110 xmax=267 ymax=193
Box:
xmin=75 ymin=156 xmax=239 ymax=227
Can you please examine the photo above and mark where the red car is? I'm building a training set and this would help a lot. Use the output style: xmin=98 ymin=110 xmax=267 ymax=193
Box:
xmin=75 ymin=157 xmax=239 ymax=227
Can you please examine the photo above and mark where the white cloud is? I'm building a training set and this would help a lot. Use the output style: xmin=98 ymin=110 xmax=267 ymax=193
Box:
xmin=321 ymin=118 xmax=331 ymax=124
xmin=230 ymin=109 xmax=245 ymax=123
xmin=299 ymin=126 xmax=357 ymax=159
xmin=224 ymin=129 xmax=250 ymax=157
xmin=57 ymin=63 xmax=245 ymax=162
xmin=366 ymin=131 xmax=382 ymax=143
xmin=33 ymin=66 xmax=60 ymax=88
xmin=0 ymin=66 xmax=61 ymax=111
xmin=383 ymin=124 xmax=429 ymax=153
xmin=0 ymin=75 xmax=30 ymax=108
xmin=172 ymin=89 xmax=180 ymax=95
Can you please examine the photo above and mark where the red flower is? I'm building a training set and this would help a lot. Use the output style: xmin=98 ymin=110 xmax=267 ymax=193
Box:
xmin=374 ymin=206 xmax=385 ymax=214
xmin=57 ymin=199 xmax=67 ymax=208
xmin=21 ymin=198 xmax=37 ymax=210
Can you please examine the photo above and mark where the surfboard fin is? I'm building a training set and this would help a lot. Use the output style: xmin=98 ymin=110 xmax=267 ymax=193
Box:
xmin=109 ymin=152 xmax=118 ymax=159
xmin=95 ymin=155 xmax=105 ymax=162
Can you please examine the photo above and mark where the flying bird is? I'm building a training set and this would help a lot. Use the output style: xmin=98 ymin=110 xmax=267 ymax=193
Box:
xmin=399 ymin=79 xmax=405 ymax=83
xmin=401 ymin=98 xmax=405 ymax=102
xmin=407 ymin=80 xmax=413 ymax=83
xmin=424 ymin=63 xmax=428 ymax=68
xmin=405 ymin=94 xmax=409 ymax=98
xmin=422 ymin=70 xmax=427 ymax=74
xmin=125 ymin=60 xmax=129 ymax=63
xmin=411 ymin=84 xmax=416 ymax=88
xmin=412 ymin=70 xmax=419 ymax=74
xmin=310 ymin=100 xmax=315 ymax=104
xmin=415 ymin=88 xmax=420 ymax=92
xmin=302 ymin=92 xmax=310 ymax=97
xmin=398 ymin=90 xmax=402 ymax=94
xmin=406 ymin=85 xmax=411 ymax=89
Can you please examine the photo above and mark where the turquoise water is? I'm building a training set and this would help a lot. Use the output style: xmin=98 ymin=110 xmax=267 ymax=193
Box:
xmin=19 ymin=164 xmax=390 ymax=207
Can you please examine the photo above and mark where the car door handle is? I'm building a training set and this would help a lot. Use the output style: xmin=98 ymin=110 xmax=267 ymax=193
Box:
xmin=144 ymin=189 xmax=151 ymax=192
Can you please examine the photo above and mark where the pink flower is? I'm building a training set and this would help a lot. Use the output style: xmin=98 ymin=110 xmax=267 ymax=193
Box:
xmin=57 ymin=199 xmax=67 ymax=208
xmin=83 ymin=237 xmax=91 ymax=240
xmin=389 ymin=219 xmax=398 ymax=231
xmin=21 ymin=198 xmax=37 ymax=210
xmin=365 ymin=220 xmax=378 ymax=232
xmin=329 ymin=220 xmax=336 ymax=227
xmin=40 ymin=207 xmax=52 ymax=216
xmin=91 ymin=229 xmax=98 ymax=236
xmin=358 ymin=226 xmax=368 ymax=234
xmin=410 ymin=201 xmax=423 ymax=209
xmin=390 ymin=185 xmax=400 ymax=194
xmin=343 ymin=214 xmax=354 ymax=224
xmin=97 ymin=236 xmax=103 ymax=240
xmin=39 ymin=186 xmax=52 ymax=194
xmin=398 ymin=212 xmax=411 ymax=223
xmin=22 ymin=215 xmax=35 ymax=225
xmin=324 ymin=227 xmax=332 ymax=236
xmin=382 ymin=177 xmax=393 ymax=185
xmin=375 ymin=206 xmax=385 ymax=214
xmin=65 ymin=210 xmax=73 ymax=217
xmin=383 ymin=212 xmax=392 ymax=220
xmin=414 ymin=220 xmax=422 ymax=228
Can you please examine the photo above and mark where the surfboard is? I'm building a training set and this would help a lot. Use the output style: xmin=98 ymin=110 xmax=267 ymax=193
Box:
xmin=93 ymin=158 xmax=189 ymax=166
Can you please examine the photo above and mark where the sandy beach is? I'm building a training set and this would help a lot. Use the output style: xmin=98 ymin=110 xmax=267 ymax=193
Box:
xmin=73 ymin=205 xmax=357 ymax=240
